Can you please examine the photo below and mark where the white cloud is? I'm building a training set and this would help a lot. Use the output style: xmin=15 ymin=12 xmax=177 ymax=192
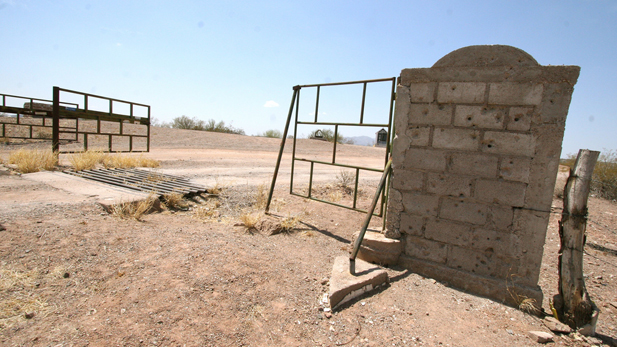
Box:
xmin=263 ymin=100 xmax=279 ymax=108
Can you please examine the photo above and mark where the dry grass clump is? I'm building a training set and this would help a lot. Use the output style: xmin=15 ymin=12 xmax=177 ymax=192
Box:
xmin=193 ymin=199 xmax=221 ymax=220
xmin=8 ymin=149 xmax=58 ymax=173
xmin=162 ymin=192 xmax=188 ymax=210
xmin=239 ymin=212 xmax=263 ymax=233
xmin=0 ymin=267 xmax=48 ymax=329
xmin=253 ymin=184 xmax=268 ymax=209
xmin=280 ymin=215 xmax=301 ymax=233
xmin=68 ymin=151 xmax=160 ymax=171
xmin=69 ymin=150 xmax=106 ymax=171
xmin=110 ymin=195 xmax=158 ymax=221
xmin=336 ymin=170 xmax=355 ymax=193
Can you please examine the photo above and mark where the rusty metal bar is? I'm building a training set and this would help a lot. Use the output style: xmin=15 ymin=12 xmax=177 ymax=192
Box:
xmin=293 ymin=158 xmax=384 ymax=173
xmin=308 ymin=161 xmax=314 ymax=198
xmin=52 ymin=86 xmax=60 ymax=152
xmin=353 ymin=168 xmax=360 ymax=209
xmin=290 ymin=88 xmax=300 ymax=194
xmin=297 ymin=77 xmax=396 ymax=88
xmin=296 ymin=121 xmax=388 ymax=127
xmin=332 ymin=124 xmax=338 ymax=164
xmin=314 ymin=86 xmax=320 ymax=123
xmin=350 ymin=159 xmax=392 ymax=275
xmin=265 ymin=87 xmax=299 ymax=213
xmin=360 ymin=82 xmax=367 ymax=124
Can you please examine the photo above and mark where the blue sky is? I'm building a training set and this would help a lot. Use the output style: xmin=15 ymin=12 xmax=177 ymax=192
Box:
xmin=1 ymin=0 xmax=615 ymax=156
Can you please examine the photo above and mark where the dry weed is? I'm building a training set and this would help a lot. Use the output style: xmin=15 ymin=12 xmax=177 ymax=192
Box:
xmin=239 ymin=212 xmax=263 ymax=232
xmin=69 ymin=150 xmax=107 ymax=171
xmin=506 ymin=272 xmax=541 ymax=315
xmin=253 ymin=184 xmax=268 ymax=209
xmin=280 ymin=215 xmax=301 ymax=233
xmin=136 ymin=155 xmax=160 ymax=168
xmin=328 ymin=190 xmax=343 ymax=202
xmin=111 ymin=195 xmax=157 ymax=221
xmin=193 ymin=199 xmax=221 ymax=220
xmin=208 ymin=178 xmax=227 ymax=195
xmin=0 ymin=267 xmax=48 ymax=330
xmin=336 ymin=169 xmax=355 ymax=191
xmin=163 ymin=192 xmax=188 ymax=210
xmin=8 ymin=149 xmax=58 ymax=173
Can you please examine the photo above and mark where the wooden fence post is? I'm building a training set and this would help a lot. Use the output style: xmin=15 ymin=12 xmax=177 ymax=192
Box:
xmin=555 ymin=149 xmax=600 ymax=334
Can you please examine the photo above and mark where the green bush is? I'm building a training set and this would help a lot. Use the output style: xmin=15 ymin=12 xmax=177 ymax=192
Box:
xmin=170 ymin=116 xmax=245 ymax=135
xmin=260 ymin=129 xmax=282 ymax=138
xmin=308 ymin=129 xmax=344 ymax=143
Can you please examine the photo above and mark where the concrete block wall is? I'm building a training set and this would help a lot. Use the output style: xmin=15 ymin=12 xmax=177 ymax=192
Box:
xmin=385 ymin=45 xmax=580 ymax=306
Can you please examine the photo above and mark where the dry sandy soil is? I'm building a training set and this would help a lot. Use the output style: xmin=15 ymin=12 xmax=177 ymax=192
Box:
xmin=0 ymin=127 xmax=616 ymax=346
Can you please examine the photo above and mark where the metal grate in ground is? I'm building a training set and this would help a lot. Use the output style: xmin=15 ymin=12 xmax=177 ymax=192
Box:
xmin=63 ymin=168 xmax=207 ymax=196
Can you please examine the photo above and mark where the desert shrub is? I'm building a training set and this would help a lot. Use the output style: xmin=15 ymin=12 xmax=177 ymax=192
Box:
xmin=336 ymin=170 xmax=355 ymax=190
xmin=308 ymin=129 xmax=344 ymax=143
xmin=110 ymin=195 xmax=157 ymax=221
xmin=69 ymin=151 xmax=160 ymax=171
xmin=260 ymin=129 xmax=282 ymax=138
xmin=561 ymin=149 xmax=617 ymax=200
xmin=69 ymin=151 xmax=106 ymax=171
xmin=239 ymin=212 xmax=262 ymax=233
xmin=280 ymin=215 xmax=301 ymax=233
xmin=170 ymin=116 xmax=245 ymax=135
xmin=162 ymin=192 xmax=188 ymax=210
xmin=8 ymin=149 xmax=58 ymax=173
xmin=591 ymin=150 xmax=617 ymax=200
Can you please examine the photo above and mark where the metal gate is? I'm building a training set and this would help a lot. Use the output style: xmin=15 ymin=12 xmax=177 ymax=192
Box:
xmin=52 ymin=87 xmax=151 ymax=153
xmin=265 ymin=77 xmax=396 ymax=217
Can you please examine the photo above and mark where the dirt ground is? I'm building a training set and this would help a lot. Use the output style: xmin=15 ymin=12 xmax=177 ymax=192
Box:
xmin=0 ymin=127 xmax=616 ymax=346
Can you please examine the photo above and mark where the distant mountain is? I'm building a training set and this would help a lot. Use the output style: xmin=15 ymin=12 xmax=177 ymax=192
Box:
xmin=346 ymin=135 xmax=375 ymax=147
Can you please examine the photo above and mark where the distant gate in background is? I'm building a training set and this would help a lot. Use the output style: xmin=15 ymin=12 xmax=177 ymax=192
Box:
xmin=0 ymin=86 xmax=150 ymax=153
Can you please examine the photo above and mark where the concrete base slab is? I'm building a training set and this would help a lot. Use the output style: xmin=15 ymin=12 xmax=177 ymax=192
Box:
xmin=352 ymin=229 xmax=402 ymax=266
xmin=23 ymin=171 xmax=155 ymax=210
xmin=329 ymin=256 xmax=389 ymax=309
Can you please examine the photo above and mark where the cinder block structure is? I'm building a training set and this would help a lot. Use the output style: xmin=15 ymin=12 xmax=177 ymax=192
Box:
xmin=385 ymin=45 xmax=579 ymax=306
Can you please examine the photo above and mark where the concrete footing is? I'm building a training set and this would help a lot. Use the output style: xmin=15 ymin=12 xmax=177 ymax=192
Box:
xmin=351 ymin=229 xmax=403 ymax=266
xmin=329 ymin=256 xmax=389 ymax=309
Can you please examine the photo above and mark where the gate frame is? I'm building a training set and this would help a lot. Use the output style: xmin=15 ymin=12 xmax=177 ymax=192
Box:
xmin=265 ymin=77 xmax=397 ymax=218
xmin=52 ymin=86 xmax=151 ymax=153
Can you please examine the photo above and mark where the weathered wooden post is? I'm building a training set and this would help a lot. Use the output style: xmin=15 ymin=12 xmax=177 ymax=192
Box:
xmin=555 ymin=149 xmax=600 ymax=334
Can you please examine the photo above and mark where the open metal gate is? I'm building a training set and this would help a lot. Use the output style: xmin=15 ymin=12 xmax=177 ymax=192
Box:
xmin=265 ymin=77 xmax=396 ymax=217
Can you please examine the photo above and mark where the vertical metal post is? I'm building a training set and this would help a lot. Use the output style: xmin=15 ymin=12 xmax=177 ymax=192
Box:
xmin=84 ymin=134 xmax=88 ymax=151
xmin=353 ymin=168 xmax=360 ymax=209
xmin=52 ymin=86 xmax=60 ymax=153
xmin=290 ymin=89 xmax=300 ymax=194
xmin=108 ymin=135 xmax=112 ymax=152
xmin=332 ymin=124 xmax=338 ymax=164
xmin=360 ymin=82 xmax=367 ymax=124
xmin=314 ymin=86 xmax=320 ymax=123
xmin=146 ymin=106 xmax=151 ymax=152
xmin=308 ymin=162 xmax=314 ymax=198
xmin=350 ymin=159 xmax=392 ymax=275
xmin=129 ymin=136 xmax=133 ymax=152
xmin=265 ymin=87 xmax=299 ymax=213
